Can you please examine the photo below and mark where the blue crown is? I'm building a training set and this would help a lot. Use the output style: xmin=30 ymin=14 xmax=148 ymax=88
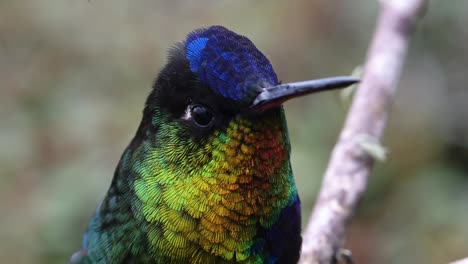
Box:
xmin=185 ymin=26 xmax=278 ymax=102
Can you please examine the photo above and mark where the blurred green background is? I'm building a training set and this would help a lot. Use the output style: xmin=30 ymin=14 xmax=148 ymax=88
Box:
xmin=1 ymin=1 xmax=467 ymax=263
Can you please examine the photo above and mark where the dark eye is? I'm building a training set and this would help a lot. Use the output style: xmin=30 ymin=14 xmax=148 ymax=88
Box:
xmin=190 ymin=104 xmax=214 ymax=128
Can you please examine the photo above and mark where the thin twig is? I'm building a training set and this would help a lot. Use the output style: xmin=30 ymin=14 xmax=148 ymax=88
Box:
xmin=450 ymin=257 xmax=468 ymax=264
xmin=299 ymin=0 xmax=428 ymax=263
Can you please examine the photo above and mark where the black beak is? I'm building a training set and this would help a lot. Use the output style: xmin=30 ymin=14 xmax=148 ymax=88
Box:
xmin=250 ymin=76 xmax=359 ymax=111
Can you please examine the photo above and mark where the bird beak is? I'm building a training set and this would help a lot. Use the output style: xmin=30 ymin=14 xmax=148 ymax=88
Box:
xmin=250 ymin=76 xmax=359 ymax=111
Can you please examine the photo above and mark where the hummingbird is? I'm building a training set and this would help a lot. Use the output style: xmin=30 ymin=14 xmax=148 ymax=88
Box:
xmin=70 ymin=25 xmax=358 ymax=264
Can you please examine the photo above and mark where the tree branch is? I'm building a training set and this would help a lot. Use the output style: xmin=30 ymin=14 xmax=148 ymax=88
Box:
xmin=450 ymin=258 xmax=468 ymax=264
xmin=299 ymin=0 xmax=428 ymax=263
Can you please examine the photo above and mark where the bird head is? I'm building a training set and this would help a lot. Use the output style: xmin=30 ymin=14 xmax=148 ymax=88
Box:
xmin=141 ymin=25 xmax=358 ymax=166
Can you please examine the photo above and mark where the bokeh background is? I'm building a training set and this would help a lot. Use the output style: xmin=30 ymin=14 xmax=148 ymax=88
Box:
xmin=1 ymin=1 xmax=467 ymax=263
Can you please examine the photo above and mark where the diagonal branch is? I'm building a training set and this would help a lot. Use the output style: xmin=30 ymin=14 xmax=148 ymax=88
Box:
xmin=450 ymin=258 xmax=468 ymax=264
xmin=299 ymin=0 xmax=428 ymax=263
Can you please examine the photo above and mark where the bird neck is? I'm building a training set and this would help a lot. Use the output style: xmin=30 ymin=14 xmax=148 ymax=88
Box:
xmin=107 ymin=106 xmax=298 ymax=261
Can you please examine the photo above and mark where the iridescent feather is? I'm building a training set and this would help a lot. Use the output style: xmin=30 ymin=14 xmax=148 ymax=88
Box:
xmin=72 ymin=26 xmax=301 ymax=264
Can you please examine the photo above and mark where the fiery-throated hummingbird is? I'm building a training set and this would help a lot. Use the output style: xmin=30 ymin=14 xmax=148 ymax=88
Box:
xmin=70 ymin=25 xmax=358 ymax=264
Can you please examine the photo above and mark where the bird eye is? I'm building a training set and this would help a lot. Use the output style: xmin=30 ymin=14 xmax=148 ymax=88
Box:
xmin=190 ymin=104 xmax=214 ymax=128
